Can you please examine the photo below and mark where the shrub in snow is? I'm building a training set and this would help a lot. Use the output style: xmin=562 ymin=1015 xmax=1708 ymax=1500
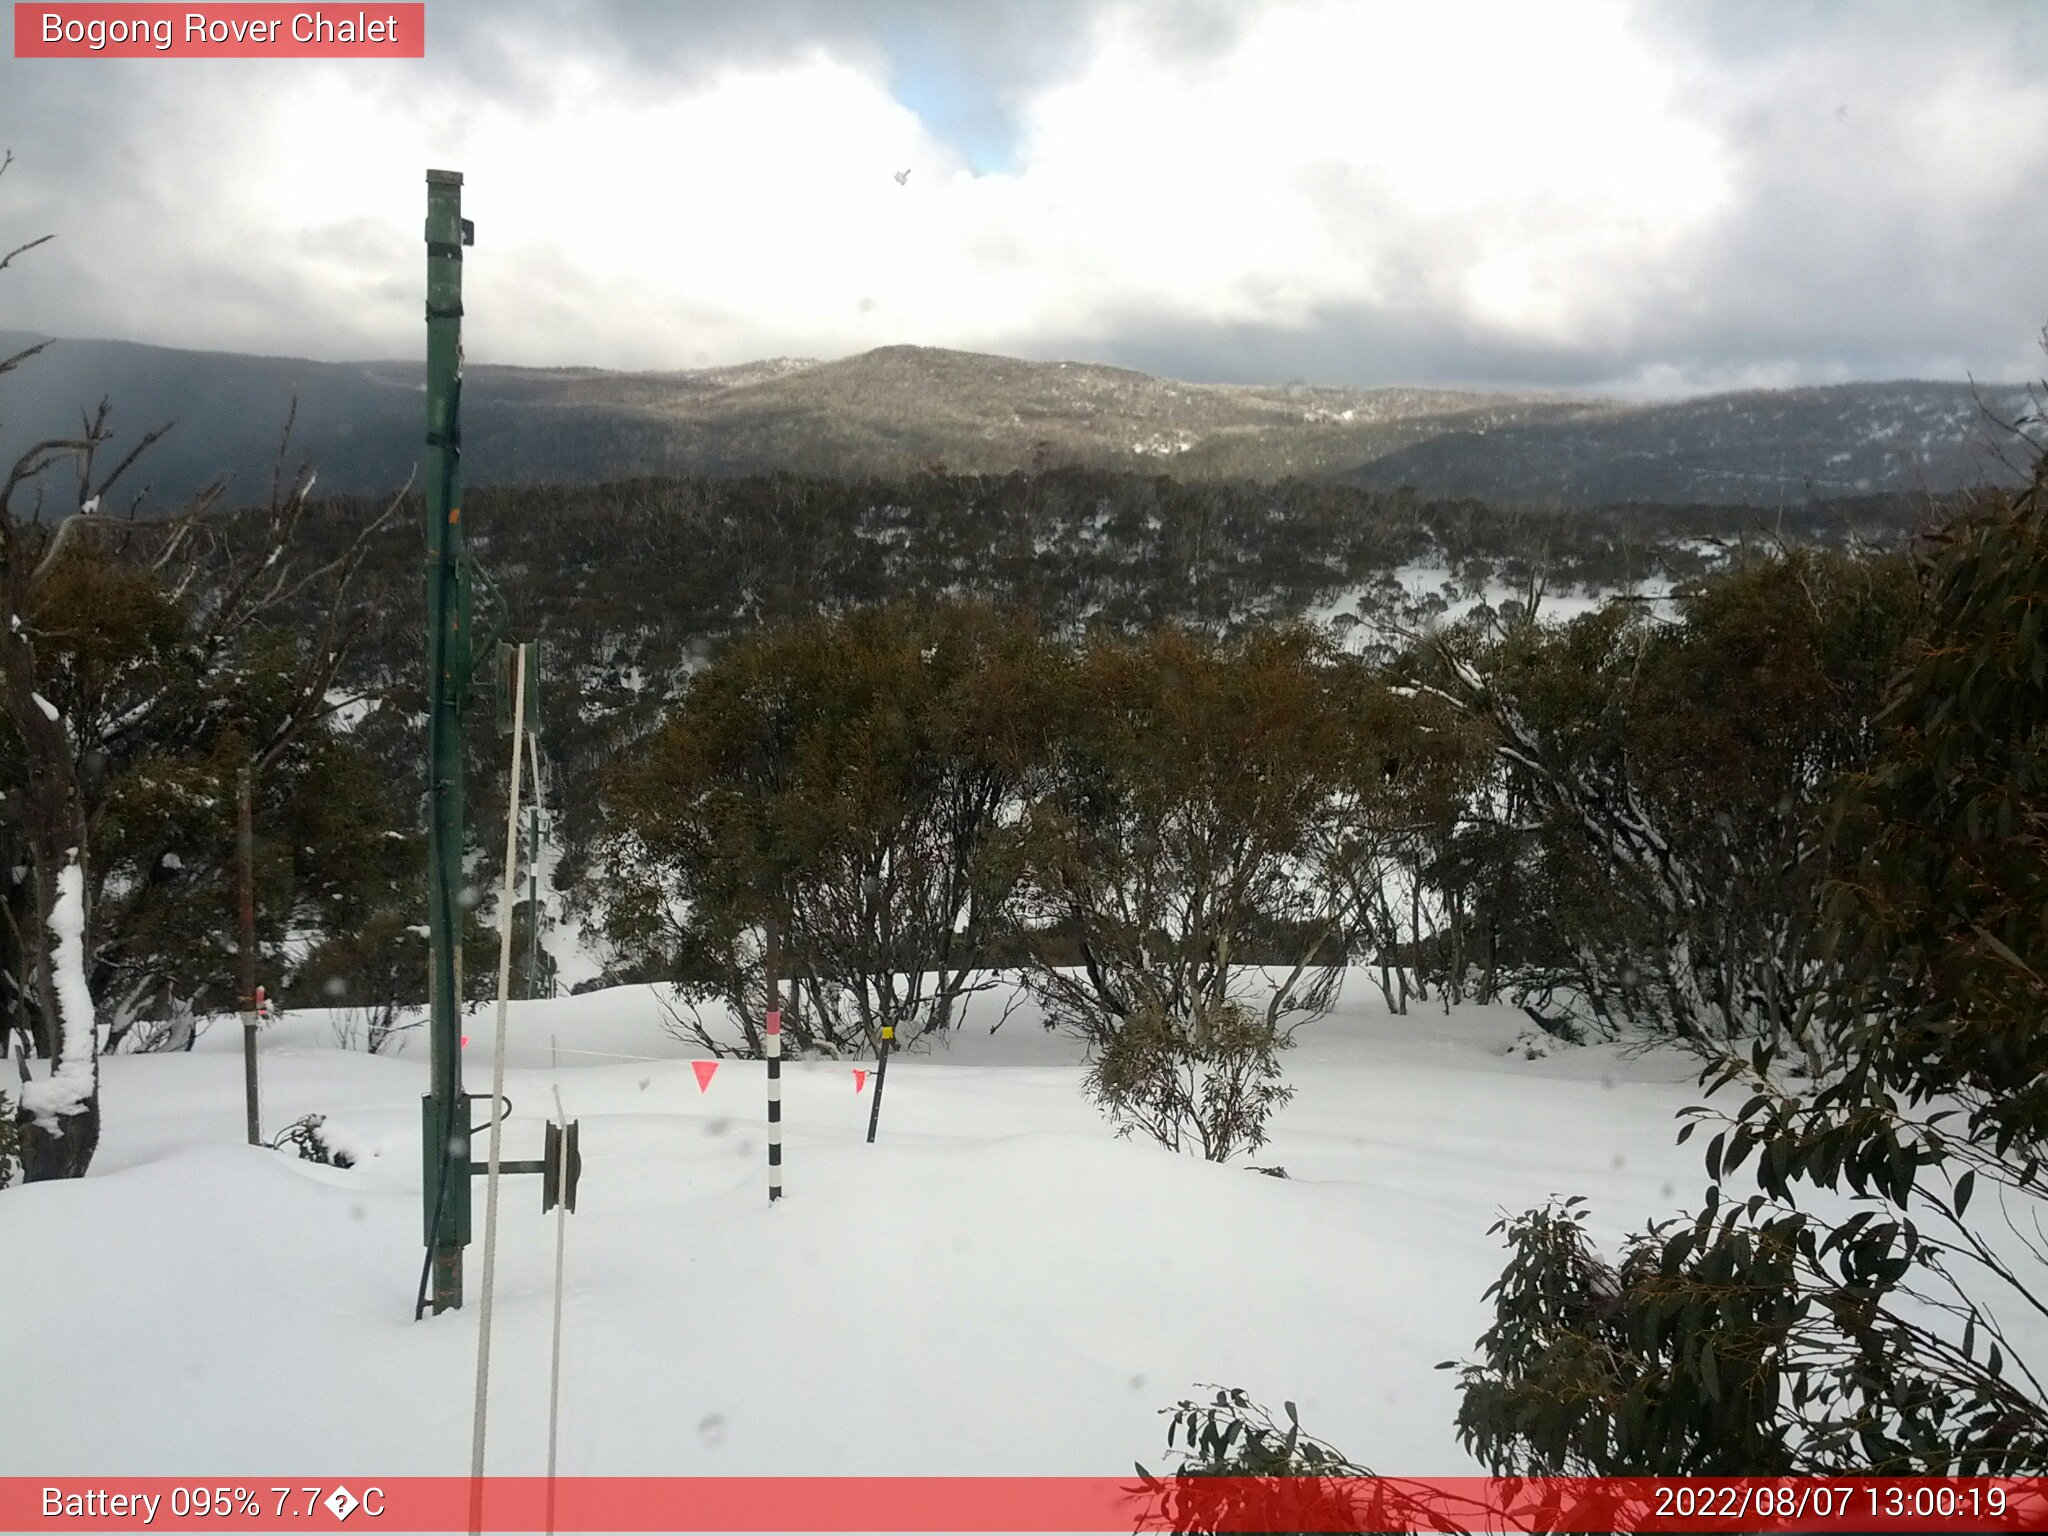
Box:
xmin=1084 ymin=998 xmax=1293 ymax=1163
xmin=1018 ymin=627 xmax=1476 ymax=1157
xmin=269 ymin=1113 xmax=360 ymax=1170
xmin=1135 ymin=1387 xmax=1399 ymax=1534
xmin=1450 ymin=1194 xmax=1987 ymax=1475
xmin=1018 ymin=628 xmax=1355 ymax=1055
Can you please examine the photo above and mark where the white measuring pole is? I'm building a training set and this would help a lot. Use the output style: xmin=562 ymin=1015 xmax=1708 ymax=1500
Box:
xmin=545 ymin=1083 xmax=570 ymax=1536
xmin=469 ymin=643 xmax=528 ymax=1531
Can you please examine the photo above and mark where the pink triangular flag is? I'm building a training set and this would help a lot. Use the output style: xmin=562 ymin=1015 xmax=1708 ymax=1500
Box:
xmin=461 ymin=1035 xmax=470 ymax=1048
xmin=692 ymin=1060 xmax=718 ymax=1093
xmin=853 ymin=1069 xmax=868 ymax=1092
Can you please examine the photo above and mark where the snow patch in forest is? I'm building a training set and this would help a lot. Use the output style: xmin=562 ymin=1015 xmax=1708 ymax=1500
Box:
xmin=324 ymin=689 xmax=376 ymax=733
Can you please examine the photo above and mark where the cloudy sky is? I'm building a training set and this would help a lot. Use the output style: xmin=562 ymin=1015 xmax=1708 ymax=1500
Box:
xmin=3 ymin=0 xmax=2045 ymax=395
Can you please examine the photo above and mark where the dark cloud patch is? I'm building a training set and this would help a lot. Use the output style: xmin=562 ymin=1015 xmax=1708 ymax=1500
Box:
xmin=427 ymin=0 xmax=1104 ymax=109
xmin=1032 ymin=304 xmax=1632 ymax=394
xmin=1115 ymin=0 xmax=1256 ymax=69
xmin=1033 ymin=280 xmax=2040 ymax=400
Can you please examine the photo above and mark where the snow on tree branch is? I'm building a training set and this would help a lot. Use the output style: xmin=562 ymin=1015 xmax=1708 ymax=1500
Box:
xmin=17 ymin=854 xmax=96 ymax=1129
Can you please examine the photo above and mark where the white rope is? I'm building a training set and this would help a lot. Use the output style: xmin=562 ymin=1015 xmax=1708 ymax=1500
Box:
xmin=469 ymin=644 xmax=528 ymax=1525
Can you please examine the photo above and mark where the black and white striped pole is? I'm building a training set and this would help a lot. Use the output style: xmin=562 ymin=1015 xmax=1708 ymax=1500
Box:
xmin=766 ymin=1011 xmax=783 ymax=1202
xmin=766 ymin=920 xmax=783 ymax=1204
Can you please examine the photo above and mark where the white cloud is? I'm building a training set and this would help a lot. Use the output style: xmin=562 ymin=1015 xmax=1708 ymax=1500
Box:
xmin=3 ymin=0 xmax=2042 ymax=388
xmin=992 ymin=0 xmax=1731 ymax=342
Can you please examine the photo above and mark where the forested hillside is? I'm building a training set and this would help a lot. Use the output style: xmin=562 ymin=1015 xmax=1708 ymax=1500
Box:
xmin=249 ymin=467 xmax=1940 ymax=978
xmin=1 ymin=330 xmax=2028 ymax=508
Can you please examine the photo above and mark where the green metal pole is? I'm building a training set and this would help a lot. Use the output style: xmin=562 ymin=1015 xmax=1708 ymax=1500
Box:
xmin=423 ymin=168 xmax=474 ymax=1314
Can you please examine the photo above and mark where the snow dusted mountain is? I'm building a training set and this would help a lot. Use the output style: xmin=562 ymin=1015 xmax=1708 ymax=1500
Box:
xmin=1340 ymin=380 xmax=2042 ymax=505
xmin=0 ymin=329 xmax=2033 ymax=508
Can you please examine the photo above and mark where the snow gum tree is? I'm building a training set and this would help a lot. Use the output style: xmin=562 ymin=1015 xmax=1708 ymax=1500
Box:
xmin=2 ymin=551 xmax=418 ymax=1054
xmin=1016 ymin=624 xmax=1399 ymax=1159
xmin=1 ymin=154 xmax=396 ymax=1177
xmin=1 ymin=520 xmax=395 ymax=1178
xmin=1451 ymin=452 xmax=2048 ymax=1476
xmin=1318 ymin=664 xmax=1491 ymax=1014
xmin=605 ymin=600 xmax=1058 ymax=1056
xmin=1428 ymin=547 xmax=1917 ymax=1053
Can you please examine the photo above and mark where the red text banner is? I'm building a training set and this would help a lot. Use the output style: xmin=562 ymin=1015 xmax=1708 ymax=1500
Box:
xmin=5 ymin=1476 xmax=2048 ymax=1532
xmin=14 ymin=5 xmax=425 ymax=58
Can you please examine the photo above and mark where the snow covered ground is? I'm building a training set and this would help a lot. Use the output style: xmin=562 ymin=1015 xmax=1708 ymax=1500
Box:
xmin=0 ymin=976 xmax=1710 ymax=1480
xmin=1306 ymin=564 xmax=1678 ymax=653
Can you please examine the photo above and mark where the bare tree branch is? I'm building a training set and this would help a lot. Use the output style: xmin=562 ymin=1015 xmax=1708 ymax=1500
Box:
xmin=90 ymin=420 xmax=175 ymax=505
xmin=2 ymin=436 xmax=94 ymax=520
xmin=0 ymin=232 xmax=52 ymax=274
xmin=0 ymin=339 xmax=53 ymax=379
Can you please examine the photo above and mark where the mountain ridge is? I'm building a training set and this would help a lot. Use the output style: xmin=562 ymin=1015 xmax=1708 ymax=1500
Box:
xmin=0 ymin=329 xmax=2032 ymax=510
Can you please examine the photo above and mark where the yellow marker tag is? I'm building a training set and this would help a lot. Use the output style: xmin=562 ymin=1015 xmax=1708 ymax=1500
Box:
xmin=881 ymin=1026 xmax=894 ymax=1041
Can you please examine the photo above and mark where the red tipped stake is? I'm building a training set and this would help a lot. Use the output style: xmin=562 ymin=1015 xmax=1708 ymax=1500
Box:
xmin=692 ymin=1060 xmax=719 ymax=1093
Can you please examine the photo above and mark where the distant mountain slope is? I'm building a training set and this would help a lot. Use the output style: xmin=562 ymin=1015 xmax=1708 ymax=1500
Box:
xmin=0 ymin=333 xmax=428 ymax=509
xmin=0 ymin=330 xmax=2030 ymax=510
xmin=1340 ymin=381 xmax=2039 ymax=504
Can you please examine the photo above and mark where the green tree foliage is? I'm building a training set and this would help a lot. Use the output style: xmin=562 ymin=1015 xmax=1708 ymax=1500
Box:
xmin=607 ymin=603 xmax=1484 ymax=1150
xmin=1015 ymin=625 xmax=1417 ymax=1159
xmin=1135 ymin=1387 xmax=1426 ymax=1536
xmin=1431 ymin=547 xmax=1918 ymax=1051
xmin=284 ymin=468 xmax=1922 ymax=935
xmin=1084 ymin=997 xmax=1295 ymax=1162
xmin=1822 ymin=459 xmax=2048 ymax=1170
xmin=287 ymin=900 xmax=498 ymax=1052
xmin=1453 ymin=1196 xmax=1802 ymax=1476
xmin=1321 ymin=667 xmax=1492 ymax=1013
xmin=605 ymin=601 xmax=1057 ymax=1056
xmin=1451 ymin=459 xmax=2048 ymax=1476
xmin=0 ymin=546 xmax=419 ymax=1056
